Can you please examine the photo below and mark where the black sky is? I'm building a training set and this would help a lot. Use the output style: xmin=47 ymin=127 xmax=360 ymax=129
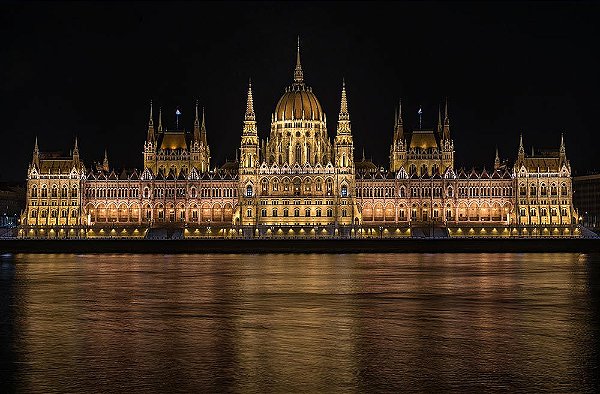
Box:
xmin=1 ymin=1 xmax=599 ymax=182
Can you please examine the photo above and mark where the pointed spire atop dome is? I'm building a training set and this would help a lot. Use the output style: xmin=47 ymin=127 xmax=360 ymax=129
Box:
xmin=245 ymin=78 xmax=255 ymax=121
xmin=294 ymin=36 xmax=304 ymax=84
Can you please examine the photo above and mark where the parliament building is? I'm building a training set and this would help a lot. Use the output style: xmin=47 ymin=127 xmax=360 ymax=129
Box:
xmin=19 ymin=44 xmax=580 ymax=239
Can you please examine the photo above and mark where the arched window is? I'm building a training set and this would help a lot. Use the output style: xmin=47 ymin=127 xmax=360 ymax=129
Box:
xmin=71 ymin=186 xmax=77 ymax=198
xmin=447 ymin=186 xmax=454 ymax=197
xmin=41 ymin=185 xmax=48 ymax=198
xmin=190 ymin=187 xmax=196 ymax=198
xmin=421 ymin=164 xmax=428 ymax=176
xmin=540 ymin=184 xmax=547 ymax=196
xmin=51 ymin=185 xmax=58 ymax=198
xmin=561 ymin=183 xmax=568 ymax=196
xmin=261 ymin=179 xmax=268 ymax=193
xmin=409 ymin=164 xmax=417 ymax=175
xmin=31 ymin=185 xmax=38 ymax=198
xmin=341 ymin=185 xmax=348 ymax=197
xmin=399 ymin=187 xmax=406 ymax=198
xmin=296 ymin=144 xmax=302 ymax=164
xmin=246 ymin=185 xmax=253 ymax=197
xmin=61 ymin=186 xmax=68 ymax=198
xmin=530 ymin=184 xmax=536 ymax=196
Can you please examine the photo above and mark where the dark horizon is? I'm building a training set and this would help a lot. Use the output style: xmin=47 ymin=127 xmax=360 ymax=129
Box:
xmin=1 ymin=1 xmax=599 ymax=182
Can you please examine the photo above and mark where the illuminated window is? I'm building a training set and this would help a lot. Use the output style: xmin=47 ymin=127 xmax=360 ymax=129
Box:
xmin=341 ymin=185 xmax=348 ymax=197
xmin=246 ymin=185 xmax=253 ymax=197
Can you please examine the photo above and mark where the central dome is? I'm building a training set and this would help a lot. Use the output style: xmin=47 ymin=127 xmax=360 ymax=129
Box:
xmin=275 ymin=85 xmax=323 ymax=121
xmin=273 ymin=38 xmax=324 ymax=122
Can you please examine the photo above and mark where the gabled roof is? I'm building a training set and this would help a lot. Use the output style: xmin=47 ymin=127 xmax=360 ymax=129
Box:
xmin=159 ymin=131 xmax=188 ymax=150
xmin=409 ymin=129 xmax=439 ymax=150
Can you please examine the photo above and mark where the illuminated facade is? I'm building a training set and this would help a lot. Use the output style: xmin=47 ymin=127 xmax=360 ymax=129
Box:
xmin=19 ymin=43 xmax=580 ymax=239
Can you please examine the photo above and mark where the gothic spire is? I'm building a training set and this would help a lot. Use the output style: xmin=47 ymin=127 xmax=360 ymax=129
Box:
xmin=158 ymin=107 xmax=163 ymax=132
xmin=193 ymin=100 xmax=201 ymax=142
xmin=560 ymin=133 xmax=565 ymax=154
xmin=494 ymin=147 xmax=500 ymax=170
xmin=339 ymin=79 xmax=349 ymax=121
xmin=103 ymin=149 xmax=109 ymax=172
xmin=444 ymin=98 xmax=449 ymax=124
xmin=336 ymin=80 xmax=351 ymax=136
xmin=73 ymin=136 xmax=79 ymax=155
xmin=293 ymin=36 xmax=304 ymax=84
xmin=437 ymin=105 xmax=442 ymax=136
xmin=32 ymin=136 xmax=39 ymax=167
xmin=245 ymin=79 xmax=255 ymax=122
xmin=442 ymin=98 xmax=451 ymax=140
xmin=147 ymin=100 xmax=155 ymax=142
xmin=394 ymin=99 xmax=404 ymax=142
xmin=201 ymin=107 xmax=207 ymax=144
xmin=518 ymin=133 xmax=525 ymax=160
xmin=398 ymin=100 xmax=403 ymax=125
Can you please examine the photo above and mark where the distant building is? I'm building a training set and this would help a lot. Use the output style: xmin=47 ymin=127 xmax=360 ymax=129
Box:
xmin=0 ymin=182 xmax=25 ymax=229
xmin=18 ymin=42 xmax=580 ymax=239
xmin=573 ymin=174 xmax=600 ymax=232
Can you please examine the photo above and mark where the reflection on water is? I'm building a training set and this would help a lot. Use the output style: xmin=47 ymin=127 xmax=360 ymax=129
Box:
xmin=1 ymin=253 xmax=599 ymax=392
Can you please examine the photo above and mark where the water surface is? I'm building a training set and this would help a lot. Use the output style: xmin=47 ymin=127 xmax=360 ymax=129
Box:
xmin=1 ymin=253 xmax=599 ymax=392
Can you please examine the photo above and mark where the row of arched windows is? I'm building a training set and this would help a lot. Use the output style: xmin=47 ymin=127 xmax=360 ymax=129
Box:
xmin=31 ymin=184 xmax=77 ymax=198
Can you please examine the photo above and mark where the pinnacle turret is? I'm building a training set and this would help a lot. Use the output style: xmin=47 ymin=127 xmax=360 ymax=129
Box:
xmin=193 ymin=100 xmax=201 ymax=142
xmin=201 ymin=106 xmax=207 ymax=144
xmin=158 ymin=107 xmax=163 ymax=132
xmin=103 ymin=149 xmax=109 ymax=172
xmin=442 ymin=98 xmax=450 ymax=140
xmin=338 ymin=79 xmax=349 ymax=121
xmin=147 ymin=100 xmax=155 ymax=142
xmin=245 ymin=79 xmax=256 ymax=122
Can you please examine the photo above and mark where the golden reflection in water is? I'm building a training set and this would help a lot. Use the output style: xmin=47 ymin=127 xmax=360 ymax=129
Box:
xmin=5 ymin=253 xmax=598 ymax=392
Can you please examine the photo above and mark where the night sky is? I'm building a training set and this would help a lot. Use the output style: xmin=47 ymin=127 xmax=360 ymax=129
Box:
xmin=1 ymin=1 xmax=599 ymax=182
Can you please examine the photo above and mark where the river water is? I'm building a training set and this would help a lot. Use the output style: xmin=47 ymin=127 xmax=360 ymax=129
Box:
xmin=1 ymin=253 xmax=599 ymax=393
